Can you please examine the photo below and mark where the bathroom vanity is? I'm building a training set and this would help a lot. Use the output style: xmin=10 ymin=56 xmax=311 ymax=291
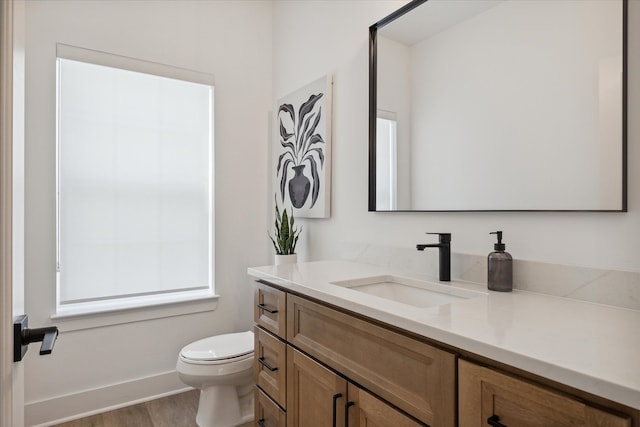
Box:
xmin=249 ymin=261 xmax=639 ymax=426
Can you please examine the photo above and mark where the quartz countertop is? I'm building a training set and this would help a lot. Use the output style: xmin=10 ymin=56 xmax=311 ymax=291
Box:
xmin=248 ymin=260 xmax=640 ymax=410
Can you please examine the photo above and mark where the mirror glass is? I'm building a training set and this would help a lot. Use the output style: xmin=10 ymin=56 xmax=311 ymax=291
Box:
xmin=370 ymin=0 xmax=626 ymax=211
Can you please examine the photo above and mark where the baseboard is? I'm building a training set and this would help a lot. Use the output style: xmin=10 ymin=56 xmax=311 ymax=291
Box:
xmin=25 ymin=370 xmax=192 ymax=427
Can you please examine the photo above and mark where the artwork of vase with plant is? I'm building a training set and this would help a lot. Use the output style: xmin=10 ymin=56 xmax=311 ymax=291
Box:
xmin=276 ymin=92 xmax=326 ymax=209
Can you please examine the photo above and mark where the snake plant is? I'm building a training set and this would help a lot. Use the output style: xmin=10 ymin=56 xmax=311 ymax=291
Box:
xmin=269 ymin=199 xmax=301 ymax=255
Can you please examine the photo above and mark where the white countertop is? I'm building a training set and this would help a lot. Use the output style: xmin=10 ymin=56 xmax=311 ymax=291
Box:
xmin=248 ymin=260 xmax=640 ymax=410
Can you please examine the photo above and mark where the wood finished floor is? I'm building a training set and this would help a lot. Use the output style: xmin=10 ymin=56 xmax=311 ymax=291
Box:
xmin=53 ymin=390 xmax=253 ymax=427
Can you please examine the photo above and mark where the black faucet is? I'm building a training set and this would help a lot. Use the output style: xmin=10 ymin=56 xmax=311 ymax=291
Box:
xmin=416 ymin=233 xmax=451 ymax=281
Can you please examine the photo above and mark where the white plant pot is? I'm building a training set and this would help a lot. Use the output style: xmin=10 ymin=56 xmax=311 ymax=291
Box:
xmin=275 ymin=254 xmax=297 ymax=265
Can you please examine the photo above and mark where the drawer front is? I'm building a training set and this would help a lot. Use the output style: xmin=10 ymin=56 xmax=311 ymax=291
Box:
xmin=256 ymin=387 xmax=286 ymax=427
xmin=255 ymin=282 xmax=286 ymax=339
xmin=287 ymin=295 xmax=455 ymax=427
xmin=459 ymin=360 xmax=631 ymax=427
xmin=254 ymin=326 xmax=287 ymax=408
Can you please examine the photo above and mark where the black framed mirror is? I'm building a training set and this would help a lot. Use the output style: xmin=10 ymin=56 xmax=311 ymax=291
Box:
xmin=369 ymin=0 xmax=627 ymax=212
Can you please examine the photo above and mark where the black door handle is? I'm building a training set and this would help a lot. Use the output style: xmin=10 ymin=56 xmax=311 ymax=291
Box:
xmin=332 ymin=393 xmax=343 ymax=427
xmin=487 ymin=415 xmax=508 ymax=427
xmin=26 ymin=327 xmax=59 ymax=355
xmin=14 ymin=314 xmax=59 ymax=362
xmin=258 ymin=418 xmax=266 ymax=427
xmin=345 ymin=401 xmax=355 ymax=427
xmin=258 ymin=357 xmax=278 ymax=372
xmin=257 ymin=303 xmax=278 ymax=314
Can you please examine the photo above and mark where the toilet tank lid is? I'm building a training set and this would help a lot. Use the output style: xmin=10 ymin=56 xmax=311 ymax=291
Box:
xmin=181 ymin=331 xmax=254 ymax=361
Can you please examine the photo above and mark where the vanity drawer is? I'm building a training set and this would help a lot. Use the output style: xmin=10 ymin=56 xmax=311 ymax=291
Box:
xmin=255 ymin=282 xmax=286 ymax=339
xmin=255 ymin=387 xmax=286 ymax=427
xmin=286 ymin=295 xmax=456 ymax=427
xmin=459 ymin=360 xmax=631 ymax=427
xmin=254 ymin=326 xmax=287 ymax=408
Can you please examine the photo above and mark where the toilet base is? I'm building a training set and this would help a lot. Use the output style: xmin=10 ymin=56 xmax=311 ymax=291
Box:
xmin=196 ymin=385 xmax=254 ymax=427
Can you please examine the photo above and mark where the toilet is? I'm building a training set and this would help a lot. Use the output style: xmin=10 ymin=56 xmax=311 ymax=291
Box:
xmin=176 ymin=331 xmax=254 ymax=427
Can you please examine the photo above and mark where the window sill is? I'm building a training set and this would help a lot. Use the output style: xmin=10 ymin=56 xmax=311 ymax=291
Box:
xmin=52 ymin=291 xmax=219 ymax=332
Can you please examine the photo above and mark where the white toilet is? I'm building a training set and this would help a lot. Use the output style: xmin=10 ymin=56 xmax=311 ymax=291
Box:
xmin=176 ymin=331 xmax=254 ymax=427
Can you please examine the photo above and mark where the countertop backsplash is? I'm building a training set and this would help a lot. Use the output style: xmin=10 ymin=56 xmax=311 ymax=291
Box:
xmin=339 ymin=242 xmax=640 ymax=311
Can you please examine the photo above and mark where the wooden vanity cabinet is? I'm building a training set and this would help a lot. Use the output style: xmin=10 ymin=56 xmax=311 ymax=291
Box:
xmin=459 ymin=360 xmax=631 ymax=427
xmin=254 ymin=281 xmax=454 ymax=427
xmin=254 ymin=280 xmax=638 ymax=427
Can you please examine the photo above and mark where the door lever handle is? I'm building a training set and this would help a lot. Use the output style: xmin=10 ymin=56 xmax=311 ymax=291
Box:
xmin=23 ymin=326 xmax=59 ymax=355
xmin=14 ymin=314 xmax=59 ymax=361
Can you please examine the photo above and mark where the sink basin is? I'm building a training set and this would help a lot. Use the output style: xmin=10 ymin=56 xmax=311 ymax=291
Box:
xmin=331 ymin=275 xmax=485 ymax=308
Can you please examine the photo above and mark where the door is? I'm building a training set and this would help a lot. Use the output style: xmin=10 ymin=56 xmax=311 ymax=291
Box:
xmin=287 ymin=347 xmax=347 ymax=427
xmin=1 ymin=0 xmax=26 ymax=425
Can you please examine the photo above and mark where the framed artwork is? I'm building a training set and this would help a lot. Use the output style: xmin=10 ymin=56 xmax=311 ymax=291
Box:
xmin=273 ymin=75 xmax=332 ymax=218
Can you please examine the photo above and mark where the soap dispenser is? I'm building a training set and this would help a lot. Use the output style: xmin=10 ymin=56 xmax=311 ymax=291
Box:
xmin=488 ymin=231 xmax=512 ymax=292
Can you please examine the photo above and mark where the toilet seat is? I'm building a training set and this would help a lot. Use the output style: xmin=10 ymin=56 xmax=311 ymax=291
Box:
xmin=180 ymin=331 xmax=254 ymax=364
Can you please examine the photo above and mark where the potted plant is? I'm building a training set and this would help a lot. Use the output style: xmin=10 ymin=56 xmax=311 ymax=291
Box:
xmin=268 ymin=200 xmax=302 ymax=265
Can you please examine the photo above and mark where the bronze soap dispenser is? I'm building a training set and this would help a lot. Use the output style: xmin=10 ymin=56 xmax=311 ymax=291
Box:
xmin=488 ymin=231 xmax=513 ymax=292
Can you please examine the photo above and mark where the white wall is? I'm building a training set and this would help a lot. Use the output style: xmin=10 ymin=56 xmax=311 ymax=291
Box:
xmin=273 ymin=0 xmax=640 ymax=273
xmin=23 ymin=1 xmax=271 ymax=425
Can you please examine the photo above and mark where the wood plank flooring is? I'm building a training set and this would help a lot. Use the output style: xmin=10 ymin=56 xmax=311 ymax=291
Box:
xmin=53 ymin=390 xmax=253 ymax=427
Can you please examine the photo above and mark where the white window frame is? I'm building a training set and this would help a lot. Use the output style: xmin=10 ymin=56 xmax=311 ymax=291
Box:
xmin=376 ymin=110 xmax=398 ymax=210
xmin=54 ymin=44 xmax=218 ymax=319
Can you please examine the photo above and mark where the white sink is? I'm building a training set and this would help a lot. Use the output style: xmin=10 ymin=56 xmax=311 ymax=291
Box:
xmin=331 ymin=275 xmax=485 ymax=308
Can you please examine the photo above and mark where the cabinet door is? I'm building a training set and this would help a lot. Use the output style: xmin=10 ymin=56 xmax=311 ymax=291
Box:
xmin=459 ymin=360 xmax=630 ymax=427
xmin=345 ymin=383 xmax=426 ymax=427
xmin=287 ymin=347 xmax=348 ymax=427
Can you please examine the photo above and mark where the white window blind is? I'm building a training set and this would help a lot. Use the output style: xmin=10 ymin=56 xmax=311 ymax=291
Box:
xmin=56 ymin=46 xmax=214 ymax=316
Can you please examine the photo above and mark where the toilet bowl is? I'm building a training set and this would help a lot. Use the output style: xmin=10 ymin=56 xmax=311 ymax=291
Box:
xmin=177 ymin=331 xmax=254 ymax=427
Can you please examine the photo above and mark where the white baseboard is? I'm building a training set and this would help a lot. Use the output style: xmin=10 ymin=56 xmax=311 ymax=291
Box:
xmin=25 ymin=370 xmax=192 ymax=427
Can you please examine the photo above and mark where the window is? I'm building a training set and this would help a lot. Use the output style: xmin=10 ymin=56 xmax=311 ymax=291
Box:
xmin=376 ymin=110 xmax=397 ymax=210
xmin=56 ymin=45 xmax=215 ymax=316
